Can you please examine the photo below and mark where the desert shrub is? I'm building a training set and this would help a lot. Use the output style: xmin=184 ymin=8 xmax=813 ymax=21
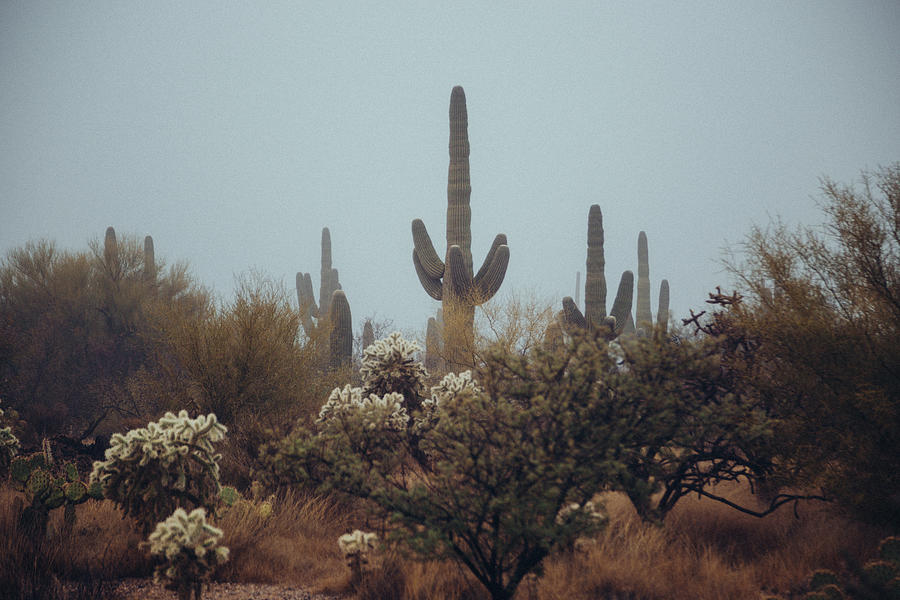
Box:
xmin=147 ymin=507 xmax=229 ymax=600
xmin=89 ymin=410 xmax=226 ymax=533
xmin=726 ymin=164 xmax=900 ymax=525
xmin=269 ymin=331 xmax=629 ymax=600
xmin=0 ymin=235 xmax=208 ymax=444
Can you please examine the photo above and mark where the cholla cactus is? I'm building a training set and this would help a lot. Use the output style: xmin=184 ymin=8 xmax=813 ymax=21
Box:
xmin=147 ymin=507 xmax=229 ymax=600
xmin=554 ymin=500 xmax=607 ymax=553
xmin=360 ymin=332 xmax=427 ymax=407
xmin=0 ymin=405 xmax=20 ymax=474
xmin=414 ymin=370 xmax=480 ymax=435
xmin=317 ymin=385 xmax=409 ymax=432
xmin=338 ymin=529 xmax=378 ymax=584
xmin=90 ymin=411 xmax=227 ymax=533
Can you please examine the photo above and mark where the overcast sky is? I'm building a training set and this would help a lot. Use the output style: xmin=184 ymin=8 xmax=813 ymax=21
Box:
xmin=2 ymin=2 xmax=899 ymax=336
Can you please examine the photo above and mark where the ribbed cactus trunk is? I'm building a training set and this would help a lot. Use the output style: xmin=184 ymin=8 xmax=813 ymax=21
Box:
xmin=362 ymin=320 xmax=375 ymax=353
xmin=584 ymin=204 xmax=607 ymax=326
xmin=412 ymin=86 xmax=510 ymax=369
xmin=328 ymin=290 xmax=352 ymax=370
xmin=561 ymin=205 xmax=633 ymax=340
xmin=296 ymin=227 xmax=342 ymax=339
xmin=636 ymin=231 xmax=652 ymax=330
xmin=656 ymin=279 xmax=670 ymax=334
xmin=425 ymin=315 xmax=443 ymax=372
xmin=574 ymin=271 xmax=581 ymax=308
xmin=103 ymin=226 xmax=120 ymax=281
xmin=143 ymin=235 xmax=156 ymax=281
xmin=319 ymin=228 xmax=339 ymax=319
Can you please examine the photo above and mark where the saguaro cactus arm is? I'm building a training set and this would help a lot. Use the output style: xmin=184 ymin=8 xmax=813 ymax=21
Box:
xmin=656 ymin=279 xmax=670 ymax=333
xmin=328 ymin=290 xmax=352 ymax=370
xmin=609 ymin=271 xmax=635 ymax=336
xmin=473 ymin=234 xmax=510 ymax=299
xmin=413 ymin=249 xmax=443 ymax=301
xmin=563 ymin=270 xmax=633 ymax=339
xmin=412 ymin=219 xmax=445 ymax=279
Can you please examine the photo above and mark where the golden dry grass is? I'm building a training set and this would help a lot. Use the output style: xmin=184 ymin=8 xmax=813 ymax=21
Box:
xmin=1 ymin=479 xmax=891 ymax=600
xmin=215 ymin=489 xmax=351 ymax=587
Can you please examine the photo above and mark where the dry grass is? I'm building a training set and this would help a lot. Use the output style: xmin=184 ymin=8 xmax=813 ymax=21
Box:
xmin=215 ymin=488 xmax=351 ymax=587
xmin=535 ymin=485 xmax=887 ymax=600
xmin=1 ymin=479 xmax=891 ymax=600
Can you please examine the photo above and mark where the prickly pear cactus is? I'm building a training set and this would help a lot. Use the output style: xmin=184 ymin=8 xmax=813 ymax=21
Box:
xmin=9 ymin=442 xmax=97 ymax=536
xmin=90 ymin=410 xmax=227 ymax=533
xmin=147 ymin=507 xmax=229 ymax=600
xmin=412 ymin=86 xmax=510 ymax=367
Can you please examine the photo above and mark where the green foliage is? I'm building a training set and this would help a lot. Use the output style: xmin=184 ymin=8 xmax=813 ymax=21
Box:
xmin=147 ymin=507 xmax=229 ymax=600
xmin=218 ymin=485 xmax=241 ymax=508
xmin=149 ymin=272 xmax=333 ymax=486
xmin=0 ymin=233 xmax=208 ymax=443
xmin=7 ymin=445 xmax=96 ymax=537
xmin=270 ymin=332 xmax=620 ymax=600
xmin=90 ymin=410 xmax=227 ymax=533
xmin=728 ymin=164 xmax=900 ymax=524
xmin=810 ymin=570 xmax=840 ymax=590
xmin=804 ymin=535 xmax=900 ymax=599
xmin=611 ymin=328 xmax=784 ymax=522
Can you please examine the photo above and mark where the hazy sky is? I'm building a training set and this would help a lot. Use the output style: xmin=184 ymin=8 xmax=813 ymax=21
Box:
xmin=2 ymin=2 xmax=899 ymax=336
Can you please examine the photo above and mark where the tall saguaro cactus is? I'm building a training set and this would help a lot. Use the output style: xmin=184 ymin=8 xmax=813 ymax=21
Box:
xmin=634 ymin=231 xmax=670 ymax=336
xmin=143 ymin=235 xmax=156 ymax=281
xmin=561 ymin=205 xmax=633 ymax=339
xmin=296 ymin=227 xmax=342 ymax=336
xmin=412 ymin=86 xmax=510 ymax=366
xmin=296 ymin=227 xmax=351 ymax=368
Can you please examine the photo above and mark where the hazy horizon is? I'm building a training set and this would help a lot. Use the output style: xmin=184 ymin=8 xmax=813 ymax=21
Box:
xmin=3 ymin=2 xmax=899 ymax=336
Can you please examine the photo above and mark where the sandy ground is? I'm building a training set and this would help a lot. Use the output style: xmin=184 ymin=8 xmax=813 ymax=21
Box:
xmin=106 ymin=578 xmax=343 ymax=600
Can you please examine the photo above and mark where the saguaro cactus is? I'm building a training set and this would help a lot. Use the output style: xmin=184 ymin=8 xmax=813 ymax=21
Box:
xmin=412 ymin=86 xmax=510 ymax=366
xmin=424 ymin=311 xmax=444 ymax=373
xmin=143 ymin=235 xmax=156 ymax=281
xmin=296 ymin=227 xmax=343 ymax=336
xmin=561 ymin=205 xmax=633 ymax=339
xmin=296 ymin=228 xmax=352 ymax=369
xmin=634 ymin=231 xmax=670 ymax=336
xmin=361 ymin=320 xmax=375 ymax=353
xmin=327 ymin=291 xmax=352 ymax=370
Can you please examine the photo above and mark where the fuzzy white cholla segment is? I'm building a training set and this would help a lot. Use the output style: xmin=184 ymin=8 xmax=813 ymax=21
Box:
xmin=147 ymin=507 xmax=229 ymax=584
xmin=90 ymin=411 xmax=226 ymax=485
xmin=360 ymin=331 xmax=427 ymax=391
xmin=317 ymin=385 xmax=409 ymax=431
xmin=413 ymin=370 xmax=480 ymax=434
xmin=338 ymin=529 xmax=378 ymax=558
xmin=0 ymin=405 xmax=20 ymax=465
xmin=555 ymin=500 xmax=605 ymax=525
